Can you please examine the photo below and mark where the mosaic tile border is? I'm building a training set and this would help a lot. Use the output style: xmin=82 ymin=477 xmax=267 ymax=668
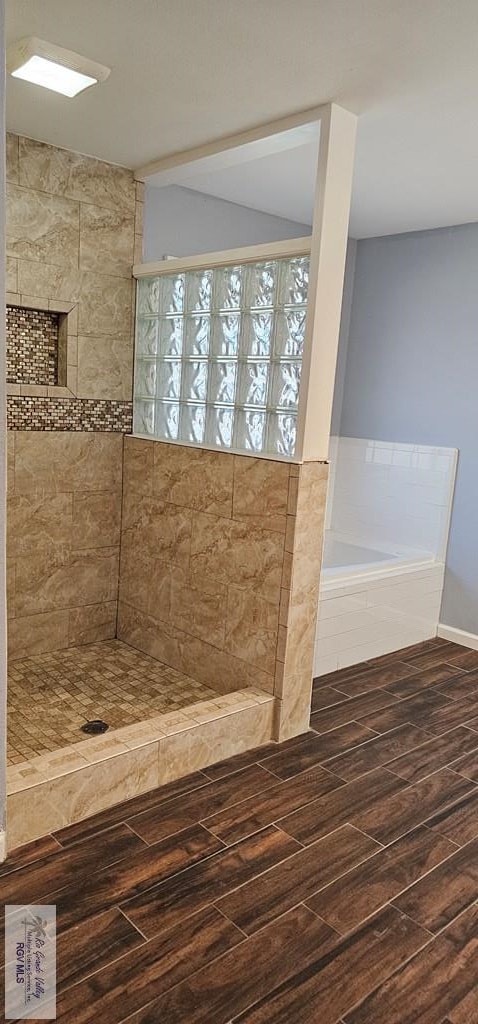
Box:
xmin=7 ymin=396 xmax=133 ymax=432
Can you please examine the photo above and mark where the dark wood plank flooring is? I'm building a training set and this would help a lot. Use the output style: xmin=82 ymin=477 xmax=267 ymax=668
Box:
xmin=3 ymin=637 xmax=478 ymax=1022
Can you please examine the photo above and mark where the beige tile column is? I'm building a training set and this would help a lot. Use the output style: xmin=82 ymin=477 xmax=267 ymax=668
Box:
xmin=274 ymin=461 xmax=328 ymax=741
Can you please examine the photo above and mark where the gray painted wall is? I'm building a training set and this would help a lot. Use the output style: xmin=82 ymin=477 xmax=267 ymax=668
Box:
xmin=330 ymin=239 xmax=357 ymax=437
xmin=339 ymin=222 xmax=478 ymax=633
xmin=144 ymin=184 xmax=311 ymax=261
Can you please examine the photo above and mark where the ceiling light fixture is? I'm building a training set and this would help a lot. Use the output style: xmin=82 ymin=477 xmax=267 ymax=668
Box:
xmin=7 ymin=37 xmax=110 ymax=97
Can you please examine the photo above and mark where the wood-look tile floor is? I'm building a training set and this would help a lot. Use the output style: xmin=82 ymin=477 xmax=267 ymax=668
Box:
xmin=4 ymin=637 xmax=478 ymax=1022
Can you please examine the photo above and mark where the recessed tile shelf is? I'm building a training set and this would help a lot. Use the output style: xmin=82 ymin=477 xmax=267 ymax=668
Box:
xmin=6 ymin=291 xmax=79 ymax=400
xmin=6 ymin=304 xmax=59 ymax=386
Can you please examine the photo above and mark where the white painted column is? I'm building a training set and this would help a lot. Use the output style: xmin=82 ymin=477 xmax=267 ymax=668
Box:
xmin=296 ymin=104 xmax=357 ymax=463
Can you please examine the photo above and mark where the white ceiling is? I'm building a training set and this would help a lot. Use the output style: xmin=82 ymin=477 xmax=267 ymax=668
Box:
xmin=162 ymin=144 xmax=318 ymax=228
xmin=146 ymin=125 xmax=320 ymax=227
xmin=6 ymin=0 xmax=478 ymax=238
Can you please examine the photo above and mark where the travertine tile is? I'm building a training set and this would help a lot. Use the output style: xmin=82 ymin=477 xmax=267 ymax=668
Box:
xmin=295 ymin=462 xmax=329 ymax=544
xmin=7 ymin=695 xmax=274 ymax=846
xmin=190 ymin=512 xmax=284 ymax=603
xmin=121 ymin=492 xmax=192 ymax=567
xmin=17 ymin=260 xmax=82 ymax=303
xmin=157 ymin=702 xmax=274 ymax=785
xmin=15 ymin=546 xmax=119 ymax=616
xmin=114 ymin=719 xmax=166 ymax=749
xmin=7 ymin=638 xmax=217 ymax=762
xmin=120 ymin=546 xmax=227 ymax=641
xmin=14 ymin=432 xmax=123 ymax=493
xmin=79 ymin=203 xmax=134 ymax=278
xmin=283 ymin=595 xmax=320 ymax=679
xmin=28 ymin=746 xmax=90 ymax=780
xmin=20 ymin=384 xmax=49 ymax=396
xmin=225 ymin=587 xmax=279 ymax=675
xmin=8 ymin=609 xmax=70 ymax=661
xmin=170 ymin=572 xmax=227 ymax=648
xmin=279 ymin=587 xmax=291 ymax=627
xmin=66 ymin=364 xmax=78 ymax=394
xmin=77 ymin=335 xmax=133 ymax=400
xmin=7 ymin=492 xmax=73 ymax=559
xmin=155 ymin=710 xmax=199 ymax=735
xmin=153 ymin=442 xmax=233 ymax=516
xmin=78 ymin=271 xmax=133 ymax=337
xmin=5 ymin=133 xmax=141 ymax=662
xmin=72 ymin=491 xmax=121 ymax=549
xmin=274 ymin=460 xmax=328 ymax=741
xmin=70 ymin=734 xmax=131 ymax=763
xmin=7 ymin=184 xmax=80 ymax=268
xmin=7 ymin=559 xmax=15 ymax=620
xmin=65 ymin=302 xmax=78 ymax=333
xmin=117 ymin=601 xmax=275 ymax=695
xmin=6 ymin=132 xmax=19 ymax=183
xmin=18 ymin=135 xmax=135 ymax=211
xmin=133 ymin=234 xmax=143 ymax=264
xmin=273 ymin=683 xmax=312 ymax=741
xmin=119 ymin=541 xmax=170 ymax=620
xmin=123 ymin=436 xmax=154 ymax=497
xmin=7 ymin=433 xmax=15 ymax=494
xmin=6 ymin=256 xmax=18 ymax=292
xmin=276 ymin=625 xmax=287 ymax=663
xmin=135 ymin=200 xmax=144 ymax=235
xmin=285 ymin=514 xmax=297 ymax=553
xmin=287 ymin=472 xmax=300 ymax=515
xmin=8 ymin=785 xmax=69 ymax=846
xmin=7 ymin=763 xmax=49 ymax=794
xmin=19 ymin=297 xmax=50 ymax=313
xmin=243 ymin=687 xmax=274 ymax=704
xmin=7 ymin=745 xmax=159 ymax=848
xmin=233 ymin=456 xmax=290 ymax=533
xmin=68 ymin=601 xmax=117 ymax=646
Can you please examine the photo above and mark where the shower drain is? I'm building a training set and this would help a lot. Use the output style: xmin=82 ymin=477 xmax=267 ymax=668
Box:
xmin=80 ymin=719 xmax=109 ymax=735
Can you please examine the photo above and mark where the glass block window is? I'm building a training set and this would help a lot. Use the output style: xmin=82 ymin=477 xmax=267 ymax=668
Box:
xmin=133 ymin=255 xmax=309 ymax=457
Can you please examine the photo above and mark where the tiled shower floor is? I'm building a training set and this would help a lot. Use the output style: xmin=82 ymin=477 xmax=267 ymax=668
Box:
xmin=7 ymin=639 xmax=217 ymax=765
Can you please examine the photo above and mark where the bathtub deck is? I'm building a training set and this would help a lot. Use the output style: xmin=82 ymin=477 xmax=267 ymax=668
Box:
xmin=3 ymin=637 xmax=478 ymax=1022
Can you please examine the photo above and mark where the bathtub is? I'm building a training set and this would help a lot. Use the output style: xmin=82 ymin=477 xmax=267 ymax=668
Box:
xmin=314 ymin=531 xmax=445 ymax=677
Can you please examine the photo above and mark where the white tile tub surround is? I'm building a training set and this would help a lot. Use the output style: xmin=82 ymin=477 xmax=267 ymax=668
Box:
xmin=314 ymin=560 xmax=445 ymax=675
xmin=327 ymin=437 xmax=458 ymax=560
xmin=314 ymin=437 xmax=457 ymax=676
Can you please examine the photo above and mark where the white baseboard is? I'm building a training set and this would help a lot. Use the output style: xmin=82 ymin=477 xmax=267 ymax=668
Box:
xmin=0 ymin=830 xmax=6 ymax=863
xmin=437 ymin=623 xmax=478 ymax=651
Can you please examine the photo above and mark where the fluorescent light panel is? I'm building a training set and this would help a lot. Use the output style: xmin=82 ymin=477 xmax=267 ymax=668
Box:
xmin=11 ymin=56 xmax=97 ymax=97
xmin=7 ymin=37 xmax=110 ymax=97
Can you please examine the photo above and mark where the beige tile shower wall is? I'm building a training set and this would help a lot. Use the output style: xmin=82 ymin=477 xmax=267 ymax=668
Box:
xmin=118 ymin=437 xmax=293 ymax=695
xmin=7 ymin=432 xmax=123 ymax=660
xmin=275 ymin=461 xmax=329 ymax=740
xmin=118 ymin=438 xmax=328 ymax=741
xmin=6 ymin=132 xmax=143 ymax=401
